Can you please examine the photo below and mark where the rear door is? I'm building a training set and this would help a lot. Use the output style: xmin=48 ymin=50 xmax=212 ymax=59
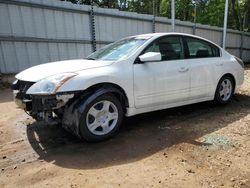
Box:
xmin=183 ymin=36 xmax=223 ymax=100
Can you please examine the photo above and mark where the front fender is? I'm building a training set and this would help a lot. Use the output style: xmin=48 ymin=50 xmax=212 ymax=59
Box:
xmin=57 ymin=67 xmax=123 ymax=92
xmin=56 ymin=66 xmax=134 ymax=108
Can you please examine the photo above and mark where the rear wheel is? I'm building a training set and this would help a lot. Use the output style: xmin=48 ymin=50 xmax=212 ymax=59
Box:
xmin=79 ymin=94 xmax=123 ymax=142
xmin=215 ymin=76 xmax=234 ymax=104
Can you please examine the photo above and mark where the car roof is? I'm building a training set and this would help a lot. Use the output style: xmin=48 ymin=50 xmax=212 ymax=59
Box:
xmin=132 ymin=32 xmax=222 ymax=49
xmin=134 ymin=32 xmax=201 ymax=39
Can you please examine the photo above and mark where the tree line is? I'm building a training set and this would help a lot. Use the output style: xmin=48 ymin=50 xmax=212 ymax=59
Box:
xmin=62 ymin=0 xmax=250 ymax=32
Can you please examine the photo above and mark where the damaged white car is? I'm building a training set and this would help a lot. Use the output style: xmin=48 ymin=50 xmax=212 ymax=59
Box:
xmin=12 ymin=33 xmax=244 ymax=142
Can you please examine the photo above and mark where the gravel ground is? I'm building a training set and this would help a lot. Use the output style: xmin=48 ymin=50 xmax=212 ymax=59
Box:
xmin=0 ymin=68 xmax=250 ymax=188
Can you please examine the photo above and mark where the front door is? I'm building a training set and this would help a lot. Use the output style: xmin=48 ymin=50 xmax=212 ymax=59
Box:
xmin=133 ymin=36 xmax=190 ymax=108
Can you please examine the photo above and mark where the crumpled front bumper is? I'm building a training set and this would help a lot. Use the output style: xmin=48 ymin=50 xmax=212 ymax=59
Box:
xmin=13 ymin=90 xmax=32 ymax=110
xmin=12 ymin=80 xmax=34 ymax=111
xmin=13 ymin=90 xmax=74 ymax=112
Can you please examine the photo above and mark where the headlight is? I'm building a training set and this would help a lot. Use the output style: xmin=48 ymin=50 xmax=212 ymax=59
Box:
xmin=26 ymin=73 xmax=77 ymax=95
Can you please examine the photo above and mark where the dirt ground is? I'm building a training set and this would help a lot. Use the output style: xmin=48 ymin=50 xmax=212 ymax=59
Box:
xmin=0 ymin=68 xmax=250 ymax=188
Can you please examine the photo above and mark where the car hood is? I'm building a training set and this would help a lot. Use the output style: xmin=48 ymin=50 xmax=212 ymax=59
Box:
xmin=15 ymin=59 xmax=114 ymax=82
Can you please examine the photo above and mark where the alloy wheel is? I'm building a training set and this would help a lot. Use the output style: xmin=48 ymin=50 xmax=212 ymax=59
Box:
xmin=86 ymin=100 xmax=119 ymax=136
xmin=219 ymin=78 xmax=233 ymax=101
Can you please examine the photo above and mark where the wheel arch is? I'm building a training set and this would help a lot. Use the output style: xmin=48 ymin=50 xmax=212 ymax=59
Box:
xmin=82 ymin=82 xmax=129 ymax=111
xmin=220 ymin=73 xmax=236 ymax=91
xmin=62 ymin=82 xmax=128 ymax=140
xmin=214 ymin=73 xmax=236 ymax=99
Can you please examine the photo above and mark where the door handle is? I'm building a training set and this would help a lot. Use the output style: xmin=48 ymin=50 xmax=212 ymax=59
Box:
xmin=216 ymin=62 xmax=223 ymax=66
xmin=179 ymin=67 xmax=189 ymax=72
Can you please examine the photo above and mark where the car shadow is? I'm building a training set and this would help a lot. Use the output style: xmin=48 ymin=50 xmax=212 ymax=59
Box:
xmin=245 ymin=64 xmax=250 ymax=70
xmin=26 ymin=93 xmax=250 ymax=170
xmin=0 ymin=88 xmax=13 ymax=103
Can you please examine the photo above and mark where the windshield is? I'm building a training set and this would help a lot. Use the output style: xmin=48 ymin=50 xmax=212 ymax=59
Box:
xmin=87 ymin=37 xmax=150 ymax=61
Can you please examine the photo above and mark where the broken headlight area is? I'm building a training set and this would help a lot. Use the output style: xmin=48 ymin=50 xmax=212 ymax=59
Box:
xmin=12 ymin=80 xmax=75 ymax=122
xmin=28 ymin=93 xmax=74 ymax=122
xmin=31 ymin=94 xmax=74 ymax=111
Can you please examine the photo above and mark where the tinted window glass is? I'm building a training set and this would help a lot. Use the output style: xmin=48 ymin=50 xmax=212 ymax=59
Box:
xmin=143 ymin=36 xmax=184 ymax=61
xmin=186 ymin=37 xmax=220 ymax=58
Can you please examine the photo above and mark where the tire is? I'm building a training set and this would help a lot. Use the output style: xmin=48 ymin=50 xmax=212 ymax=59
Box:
xmin=54 ymin=108 xmax=64 ymax=119
xmin=214 ymin=75 xmax=234 ymax=104
xmin=78 ymin=93 xmax=124 ymax=142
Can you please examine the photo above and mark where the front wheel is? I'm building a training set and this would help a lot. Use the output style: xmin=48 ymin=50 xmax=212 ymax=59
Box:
xmin=215 ymin=76 xmax=234 ymax=104
xmin=79 ymin=94 xmax=124 ymax=142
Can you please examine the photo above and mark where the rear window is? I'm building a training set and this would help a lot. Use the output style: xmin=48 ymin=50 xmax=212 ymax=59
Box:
xmin=186 ymin=37 xmax=220 ymax=58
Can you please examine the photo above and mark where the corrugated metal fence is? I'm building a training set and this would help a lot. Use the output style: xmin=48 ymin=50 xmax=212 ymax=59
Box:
xmin=0 ymin=0 xmax=250 ymax=74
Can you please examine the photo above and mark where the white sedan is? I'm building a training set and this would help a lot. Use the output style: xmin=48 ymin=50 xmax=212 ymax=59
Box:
xmin=12 ymin=33 xmax=244 ymax=142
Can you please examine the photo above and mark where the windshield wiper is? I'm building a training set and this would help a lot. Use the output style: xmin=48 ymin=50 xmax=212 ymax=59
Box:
xmin=86 ymin=57 xmax=97 ymax=60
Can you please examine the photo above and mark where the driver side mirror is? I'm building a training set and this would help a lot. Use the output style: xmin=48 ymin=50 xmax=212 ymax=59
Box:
xmin=139 ymin=52 xmax=161 ymax=63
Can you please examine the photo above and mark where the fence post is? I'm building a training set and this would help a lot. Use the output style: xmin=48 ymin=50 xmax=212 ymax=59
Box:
xmin=89 ymin=3 xmax=96 ymax=52
xmin=192 ymin=24 xmax=196 ymax=35
xmin=152 ymin=16 xmax=155 ymax=33
xmin=221 ymin=31 xmax=224 ymax=48
xmin=240 ymin=32 xmax=244 ymax=59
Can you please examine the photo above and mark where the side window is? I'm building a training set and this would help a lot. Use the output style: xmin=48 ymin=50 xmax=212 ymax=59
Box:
xmin=186 ymin=37 xmax=220 ymax=58
xmin=143 ymin=36 xmax=184 ymax=61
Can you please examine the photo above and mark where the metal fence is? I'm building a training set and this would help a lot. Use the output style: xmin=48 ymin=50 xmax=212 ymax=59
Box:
xmin=0 ymin=0 xmax=250 ymax=74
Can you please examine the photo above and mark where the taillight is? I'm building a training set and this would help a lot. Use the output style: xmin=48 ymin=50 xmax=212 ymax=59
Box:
xmin=234 ymin=56 xmax=244 ymax=68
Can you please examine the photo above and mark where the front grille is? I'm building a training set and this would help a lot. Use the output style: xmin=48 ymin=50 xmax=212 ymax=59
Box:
xmin=12 ymin=80 xmax=35 ymax=100
xmin=18 ymin=80 xmax=35 ymax=93
xmin=12 ymin=80 xmax=35 ymax=93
